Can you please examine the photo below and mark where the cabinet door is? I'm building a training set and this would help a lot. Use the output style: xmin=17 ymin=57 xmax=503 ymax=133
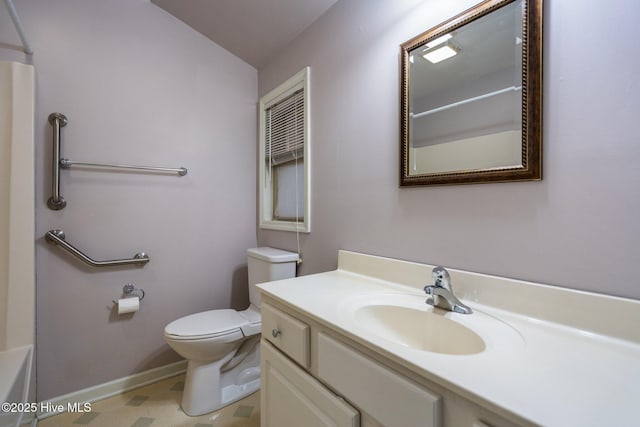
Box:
xmin=261 ymin=339 xmax=359 ymax=427
xmin=317 ymin=332 xmax=441 ymax=427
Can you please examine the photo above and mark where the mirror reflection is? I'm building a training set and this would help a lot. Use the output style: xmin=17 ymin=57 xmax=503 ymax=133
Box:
xmin=400 ymin=0 xmax=542 ymax=186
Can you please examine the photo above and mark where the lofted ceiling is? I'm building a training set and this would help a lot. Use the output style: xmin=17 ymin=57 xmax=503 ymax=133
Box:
xmin=151 ymin=0 xmax=340 ymax=69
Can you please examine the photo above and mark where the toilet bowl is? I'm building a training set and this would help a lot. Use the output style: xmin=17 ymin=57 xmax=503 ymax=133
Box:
xmin=164 ymin=306 xmax=262 ymax=416
xmin=164 ymin=247 xmax=298 ymax=416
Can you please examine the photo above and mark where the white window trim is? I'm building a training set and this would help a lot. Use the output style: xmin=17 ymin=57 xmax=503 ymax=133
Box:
xmin=259 ymin=67 xmax=311 ymax=233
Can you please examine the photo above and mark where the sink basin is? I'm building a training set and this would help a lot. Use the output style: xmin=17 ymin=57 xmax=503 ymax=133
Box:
xmin=345 ymin=293 xmax=523 ymax=355
xmin=355 ymin=304 xmax=485 ymax=354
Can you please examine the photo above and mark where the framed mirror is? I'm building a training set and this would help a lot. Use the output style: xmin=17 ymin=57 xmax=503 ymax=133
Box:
xmin=400 ymin=0 xmax=542 ymax=186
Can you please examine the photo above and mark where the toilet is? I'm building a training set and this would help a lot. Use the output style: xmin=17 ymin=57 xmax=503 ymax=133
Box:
xmin=164 ymin=247 xmax=298 ymax=416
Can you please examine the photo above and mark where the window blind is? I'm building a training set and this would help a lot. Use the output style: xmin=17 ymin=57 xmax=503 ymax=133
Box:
xmin=266 ymin=88 xmax=304 ymax=164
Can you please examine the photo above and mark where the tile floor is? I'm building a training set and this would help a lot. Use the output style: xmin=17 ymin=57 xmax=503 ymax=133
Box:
xmin=37 ymin=374 xmax=260 ymax=427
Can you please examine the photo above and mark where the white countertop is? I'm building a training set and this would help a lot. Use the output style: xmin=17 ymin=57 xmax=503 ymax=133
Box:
xmin=258 ymin=251 xmax=640 ymax=427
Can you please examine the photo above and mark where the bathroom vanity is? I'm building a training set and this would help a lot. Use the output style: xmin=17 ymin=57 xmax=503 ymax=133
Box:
xmin=258 ymin=251 xmax=640 ymax=427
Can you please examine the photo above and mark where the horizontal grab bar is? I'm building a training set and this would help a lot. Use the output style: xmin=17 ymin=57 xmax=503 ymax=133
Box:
xmin=46 ymin=112 xmax=189 ymax=210
xmin=60 ymin=159 xmax=188 ymax=176
xmin=45 ymin=230 xmax=149 ymax=267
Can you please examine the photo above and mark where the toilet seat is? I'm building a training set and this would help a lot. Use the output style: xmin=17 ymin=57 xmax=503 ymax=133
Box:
xmin=165 ymin=309 xmax=250 ymax=341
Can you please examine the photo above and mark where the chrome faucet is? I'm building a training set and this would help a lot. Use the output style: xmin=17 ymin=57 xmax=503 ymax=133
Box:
xmin=424 ymin=266 xmax=473 ymax=314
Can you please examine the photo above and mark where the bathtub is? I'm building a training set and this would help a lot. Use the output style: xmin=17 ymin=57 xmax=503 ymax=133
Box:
xmin=0 ymin=61 xmax=35 ymax=427
xmin=0 ymin=347 xmax=33 ymax=427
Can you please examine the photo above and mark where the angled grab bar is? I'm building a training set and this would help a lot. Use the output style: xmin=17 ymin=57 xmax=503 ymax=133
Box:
xmin=45 ymin=229 xmax=149 ymax=267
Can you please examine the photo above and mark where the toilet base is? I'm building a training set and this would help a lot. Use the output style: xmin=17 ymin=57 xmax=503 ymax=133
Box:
xmin=221 ymin=374 xmax=260 ymax=406
xmin=181 ymin=337 xmax=260 ymax=416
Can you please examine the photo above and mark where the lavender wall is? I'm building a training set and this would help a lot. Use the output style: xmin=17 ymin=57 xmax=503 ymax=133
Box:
xmin=258 ymin=0 xmax=640 ymax=300
xmin=1 ymin=0 xmax=257 ymax=400
xmin=1 ymin=0 xmax=638 ymax=403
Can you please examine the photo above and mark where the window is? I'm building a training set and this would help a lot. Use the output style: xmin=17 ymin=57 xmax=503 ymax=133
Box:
xmin=259 ymin=67 xmax=310 ymax=232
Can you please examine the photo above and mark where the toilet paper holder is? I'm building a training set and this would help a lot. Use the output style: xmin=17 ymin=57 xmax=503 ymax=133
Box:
xmin=112 ymin=283 xmax=145 ymax=304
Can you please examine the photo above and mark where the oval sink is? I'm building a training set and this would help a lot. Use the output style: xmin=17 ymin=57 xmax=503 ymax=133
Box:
xmin=355 ymin=304 xmax=485 ymax=355
xmin=344 ymin=293 xmax=523 ymax=355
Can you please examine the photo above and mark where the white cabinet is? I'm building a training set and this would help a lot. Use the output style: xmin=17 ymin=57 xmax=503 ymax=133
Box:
xmin=261 ymin=338 xmax=359 ymax=427
xmin=260 ymin=301 xmax=519 ymax=427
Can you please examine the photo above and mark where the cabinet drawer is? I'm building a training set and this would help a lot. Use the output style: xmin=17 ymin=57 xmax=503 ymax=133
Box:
xmin=262 ymin=303 xmax=310 ymax=368
xmin=318 ymin=332 xmax=441 ymax=427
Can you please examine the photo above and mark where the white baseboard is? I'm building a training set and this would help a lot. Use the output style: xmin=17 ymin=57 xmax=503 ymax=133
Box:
xmin=37 ymin=360 xmax=187 ymax=421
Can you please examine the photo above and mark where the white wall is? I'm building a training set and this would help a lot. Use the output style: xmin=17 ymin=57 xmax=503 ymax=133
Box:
xmin=258 ymin=0 xmax=640 ymax=300
xmin=1 ymin=0 xmax=257 ymax=400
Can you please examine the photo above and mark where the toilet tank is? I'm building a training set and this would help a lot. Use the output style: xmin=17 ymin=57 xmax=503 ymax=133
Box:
xmin=247 ymin=247 xmax=298 ymax=308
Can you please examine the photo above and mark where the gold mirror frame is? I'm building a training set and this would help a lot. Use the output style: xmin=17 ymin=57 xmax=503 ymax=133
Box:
xmin=400 ymin=0 xmax=542 ymax=186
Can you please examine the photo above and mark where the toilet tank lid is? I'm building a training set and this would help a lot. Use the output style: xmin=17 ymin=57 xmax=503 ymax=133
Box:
xmin=247 ymin=247 xmax=298 ymax=263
